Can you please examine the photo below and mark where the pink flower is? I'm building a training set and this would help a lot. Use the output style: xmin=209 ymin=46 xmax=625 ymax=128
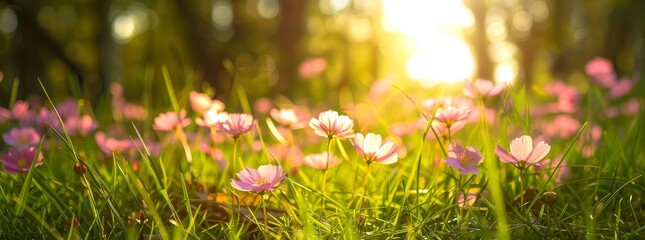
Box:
xmin=270 ymin=108 xmax=307 ymax=129
xmin=303 ymin=152 xmax=341 ymax=170
xmin=495 ymin=135 xmax=551 ymax=169
xmin=458 ymin=192 xmax=477 ymax=208
xmin=123 ymin=103 xmax=147 ymax=121
xmin=94 ymin=132 xmax=133 ymax=154
xmin=309 ymin=110 xmax=355 ymax=139
xmin=2 ymin=127 xmax=41 ymax=147
xmin=65 ymin=115 xmax=98 ymax=137
xmin=542 ymin=115 xmax=581 ymax=139
xmin=153 ymin=110 xmax=190 ymax=132
xmin=0 ymin=100 xmax=34 ymax=123
xmin=189 ymin=91 xmax=224 ymax=114
xmin=585 ymin=57 xmax=616 ymax=88
xmin=216 ymin=113 xmax=255 ymax=139
xmin=621 ymin=98 xmax=640 ymax=116
xmin=463 ymin=79 xmax=506 ymax=98
xmin=55 ymin=98 xmax=78 ymax=120
xmin=231 ymin=164 xmax=287 ymax=193
xmin=2 ymin=147 xmax=44 ymax=174
xmin=434 ymin=106 xmax=471 ymax=128
xmin=608 ymin=78 xmax=634 ymax=99
xmin=298 ymin=57 xmax=327 ymax=79
xmin=422 ymin=119 xmax=467 ymax=141
xmin=445 ymin=143 xmax=483 ymax=174
xmin=196 ymin=108 xmax=229 ymax=128
xmin=352 ymin=133 xmax=398 ymax=165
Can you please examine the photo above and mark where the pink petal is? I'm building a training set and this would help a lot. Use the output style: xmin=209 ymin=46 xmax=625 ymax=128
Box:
xmin=525 ymin=141 xmax=551 ymax=164
xmin=510 ymin=135 xmax=533 ymax=161
xmin=495 ymin=145 xmax=518 ymax=164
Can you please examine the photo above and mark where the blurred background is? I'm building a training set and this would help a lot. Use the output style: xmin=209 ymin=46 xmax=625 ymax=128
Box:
xmin=0 ymin=0 xmax=644 ymax=105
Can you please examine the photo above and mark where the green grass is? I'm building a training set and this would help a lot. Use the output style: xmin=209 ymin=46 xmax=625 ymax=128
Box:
xmin=0 ymin=74 xmax=643 ymax=239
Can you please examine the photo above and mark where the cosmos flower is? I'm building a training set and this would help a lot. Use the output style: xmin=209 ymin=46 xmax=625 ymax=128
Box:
xmin=2 ymin=147 xmax=44 ymax=174
xmin=189 ymin=91 xmax=225 ymax=114
xmin=463 ymin=79 xmax=506 ymax=98
xmin=584 ymin=57 xmax=616 ymax=88
xmin=444 ymin=143 xmax=483 ymax=175
xmin=216 ymin=113 xmax=255 ymax=139
xmin=0 ymin=100 xmax=33 ymax=123
xmin=2 ymin=127 xmax=41 ymax=147
xmin=152 ymin=110 xmax=190 ymax=132
xmin=196 ymin=108 xmax=229 ymax=128
xmin=231 ymin=164 xmax=286 ymax=193
xmin=309 ymin=110 xmax=354 ymax=139
xmin=434 ymin=106 xmax=471 ymax=128
xmin=94 ymin=132 xmax=133 ymax=155
xmin=64 ymin=115 xmax=98 ymax=137
xmin=495 ymin=135 xmax=551 ymax=169
xmin=608 ymin=78 xmax=634 ymax=99
xmin=303 ymin=152 xmax=341 ymax=170
xmin=55 ymin=98 xmax=79 ymax=120
xmin=270 ymin=108 xmax=307 ymax=129
xmin=352 ymin=133 xmax=398 ymax=165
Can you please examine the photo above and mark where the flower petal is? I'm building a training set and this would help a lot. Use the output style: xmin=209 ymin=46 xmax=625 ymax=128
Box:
xmin=495 ymin=145 xmax=518 ymax=164
xmin=510 ymin=135 xmax=533 ymax=161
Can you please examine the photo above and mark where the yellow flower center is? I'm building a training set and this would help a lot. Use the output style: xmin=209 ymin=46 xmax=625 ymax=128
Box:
xmin=17 ymin=159 xmax=27 ymax=168
xmin=254 ymin=178 xmax=266 ymax=184
xmin=19 ymin=137 xmax=28 ymax=145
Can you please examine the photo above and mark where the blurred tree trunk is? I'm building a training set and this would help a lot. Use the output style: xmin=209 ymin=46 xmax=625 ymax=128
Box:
xmin=9 ymin=0 xmax=82 ymax=99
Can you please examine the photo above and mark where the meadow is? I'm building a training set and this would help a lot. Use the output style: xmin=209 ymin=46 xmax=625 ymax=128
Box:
xmin=0 ymin=56 xmax=643 ymax=239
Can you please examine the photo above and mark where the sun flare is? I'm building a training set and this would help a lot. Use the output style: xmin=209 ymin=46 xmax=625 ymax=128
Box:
xmin=382 ymin=0 xmax=475 ymax=87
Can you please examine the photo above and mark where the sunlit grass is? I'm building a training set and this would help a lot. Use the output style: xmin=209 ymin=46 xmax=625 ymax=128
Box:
xmin=0 ymin=63 xmax=643 ymax=239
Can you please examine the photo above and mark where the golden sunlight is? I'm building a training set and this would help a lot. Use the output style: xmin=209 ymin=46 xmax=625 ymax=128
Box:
xmin=382 ymin=0 xmax=475 ymax=87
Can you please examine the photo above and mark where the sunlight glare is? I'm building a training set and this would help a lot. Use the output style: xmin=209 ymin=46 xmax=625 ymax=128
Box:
xmin=382 ymin=0 xmax=475 ymax=87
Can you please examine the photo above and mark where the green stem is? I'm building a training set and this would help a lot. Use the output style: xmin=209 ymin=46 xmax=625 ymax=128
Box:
xmin=321 ymin=138 xmax=333 ymax=210
xmin=232 ymin=137 xmax=239 ymax=178
xmin=262 ymin=195 xmax=268 ymax=230
xmin=176 ymin=127 xmax=193 ymax=163
xmin=356 ymin=163 xmax=371 ymax=211
xmin=519 ymin=167 xmax=525 ymax=212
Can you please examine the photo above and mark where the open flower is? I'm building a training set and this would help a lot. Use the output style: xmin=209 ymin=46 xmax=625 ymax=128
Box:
xmin=309 ymin=110 xmax=354 ymax=139
xmin=2 ymin=127 xmax=41 ymax=147
xmin=216 ymin=113 xmax=255 ymax=139
xmin=463 ymin=79 xmax=506 ymax=98
xmin=153 ymin=110 xmax=190 ymax=132
xmin=196 ymin=108 xmax=229 ymax=128
xmin=65 ymin=115 xmax=98 ymax=137
xmin=353 ymin=133 xmax=398 ymax=165
xmin=495 ymin=135 xmax=551 ymax=169
xmin=445 ymin=143 xmax=483 ymax=174
xmin=231 ymin=164 xmax=286 ymax=193
xmin=190 ymin=91 xmax=225 ymax=114
xmin=303 ymin=152 xmax=341 ymax=170
xmin=2 ymin=147 xmax=44 ymax=174
xmin=434 ymin=106 xmax=471 ymax=128
xmin=95 ymin=132 xmax=134 ymax=155
xmin=0 ymin=100 xmax=33 ymax=123
xmin=271 ymin=108 xmax=307 ymax=129
xmin=585 ymin=57 xmax=616 ymax=88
